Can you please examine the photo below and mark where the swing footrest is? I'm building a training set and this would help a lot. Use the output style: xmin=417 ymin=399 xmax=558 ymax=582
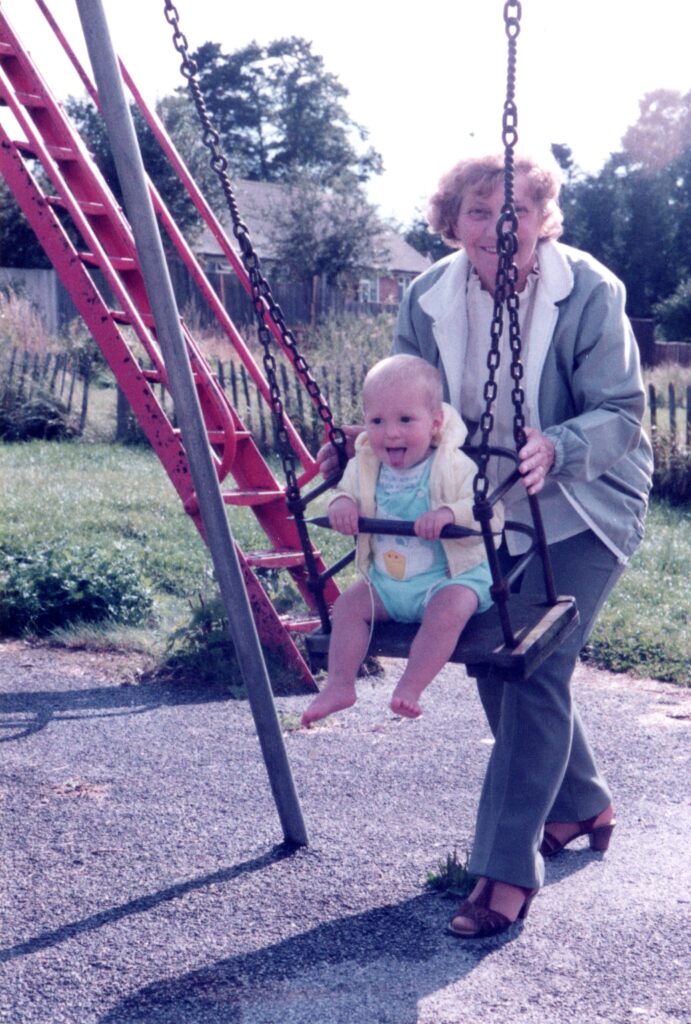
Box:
xmin=304 ymin=596 xmax=579 ymax=684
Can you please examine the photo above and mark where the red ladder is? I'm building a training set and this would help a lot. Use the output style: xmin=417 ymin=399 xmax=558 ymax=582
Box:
xmin=0 ymin=6 xmax=341 ymax=689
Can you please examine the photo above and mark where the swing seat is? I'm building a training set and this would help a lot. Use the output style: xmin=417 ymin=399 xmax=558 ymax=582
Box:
xmin=304 ymin=594 xmax=578 ymax=684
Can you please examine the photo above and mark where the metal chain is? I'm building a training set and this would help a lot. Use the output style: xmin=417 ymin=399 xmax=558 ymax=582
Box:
xmin=162 ymin=0 xmax=347 ymax=504
xmin=473 ymin=0 xmax=526 ymax=504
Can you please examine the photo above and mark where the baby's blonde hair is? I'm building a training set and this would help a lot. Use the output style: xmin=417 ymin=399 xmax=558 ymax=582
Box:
xmin=363 ymin=354 xmax=443 ymax=412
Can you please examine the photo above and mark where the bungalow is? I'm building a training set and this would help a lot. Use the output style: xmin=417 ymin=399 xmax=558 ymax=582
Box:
xmin=194 ymin=179 xmax=430 ymax=307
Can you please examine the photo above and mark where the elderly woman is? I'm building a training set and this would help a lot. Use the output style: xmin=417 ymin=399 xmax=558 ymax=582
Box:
xmin=392 ymin=152 xmax=653 ymax=937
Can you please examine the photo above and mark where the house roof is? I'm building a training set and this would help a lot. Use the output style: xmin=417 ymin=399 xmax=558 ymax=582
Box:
xmin=195 ymin=179 xmax=430 ymax=275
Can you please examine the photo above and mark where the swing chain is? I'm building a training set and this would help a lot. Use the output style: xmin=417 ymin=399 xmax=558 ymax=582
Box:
xmin=162 ymin=0 xmax=348 ymax=503
xmin=473 ymin=0 xmax=526 ymax=507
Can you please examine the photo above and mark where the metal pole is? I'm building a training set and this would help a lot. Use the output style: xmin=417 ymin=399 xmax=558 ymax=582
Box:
xmin=74 ymin=0 xmax=308 ymax=848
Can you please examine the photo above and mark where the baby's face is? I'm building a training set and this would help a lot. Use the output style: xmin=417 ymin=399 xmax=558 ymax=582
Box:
xmin=363 ymin=378 xmax=443 ymax=470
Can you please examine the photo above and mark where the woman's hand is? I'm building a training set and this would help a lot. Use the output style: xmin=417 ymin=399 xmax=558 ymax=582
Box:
xmin=328 ymin=496 xmax=360 ymax=535
xmin=518 ymin=427 xmax=555 ymax=495
xmin=414 ymin=506 xmax=454 ymax=540
xmin=316 ymin=425 xmax=363 ymax=478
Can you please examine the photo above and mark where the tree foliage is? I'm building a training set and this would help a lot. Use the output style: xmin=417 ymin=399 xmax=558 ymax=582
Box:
xmin=621 ymin=89 xmax=691 ymax=172
xmin=404 ymin=216 xmax=454 ymax=264
xmin=184 ymin=36 xmax=383 ymax=185
xmin=558 ymin=90 xmax=691 ymax=322
xmin=271 ymin=175 xmax=385 ymax=285
xmin=0 ymin=180 xmax=52 ymax=269
xmin=64 ymin=96 xmax=200 ymax=238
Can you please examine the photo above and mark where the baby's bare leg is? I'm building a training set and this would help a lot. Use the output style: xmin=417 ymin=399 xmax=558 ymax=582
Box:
xmin=391 ymin=586 xmax=478 ymax=718
xmin=301 ymin=580 xmax=387 ymax=728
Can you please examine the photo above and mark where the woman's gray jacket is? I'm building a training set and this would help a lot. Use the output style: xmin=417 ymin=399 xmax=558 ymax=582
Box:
xmin=393 ymin=240 xmax=654 ymax=563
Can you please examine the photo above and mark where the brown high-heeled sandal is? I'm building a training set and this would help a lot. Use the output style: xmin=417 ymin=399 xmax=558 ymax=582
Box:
xmin=540 ymin=807 xmax=616 ymax=858
xmin=447 ymin=879 xmax=538 ymax=939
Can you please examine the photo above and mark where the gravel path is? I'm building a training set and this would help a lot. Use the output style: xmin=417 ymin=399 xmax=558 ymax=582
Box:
xmin=1 ymin=639 xmax=689 ymax=1024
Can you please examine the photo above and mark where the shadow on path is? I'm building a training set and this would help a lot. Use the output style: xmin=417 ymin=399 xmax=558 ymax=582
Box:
xmin=97 ymin=892 xmax=506 ymax=1024
xmin=0 ymin=678 xmax=232 ymax=742
xmin=0 ymin=844 xmax=293 ymax=963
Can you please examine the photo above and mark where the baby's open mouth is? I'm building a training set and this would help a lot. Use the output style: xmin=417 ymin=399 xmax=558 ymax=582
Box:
xmin=386 ymin=447 xmax=407 ymax=467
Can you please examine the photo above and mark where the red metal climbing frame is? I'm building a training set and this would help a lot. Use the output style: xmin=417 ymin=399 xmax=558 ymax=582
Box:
xmin=0 ymin=2 xmax=342 ymax=689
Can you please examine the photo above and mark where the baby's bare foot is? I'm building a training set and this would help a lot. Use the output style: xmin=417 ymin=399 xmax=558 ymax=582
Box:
xmin=390 ymin=680 xmax=424 ymax=719
xmin=301 ymin=683 xmax=356 ymax=728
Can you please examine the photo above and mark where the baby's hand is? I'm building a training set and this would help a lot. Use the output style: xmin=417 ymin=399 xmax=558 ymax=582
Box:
xmin=414 ymin=507 xmax=454 ymax=540
xmin=328 ymin=496 xmax=359 ymax=535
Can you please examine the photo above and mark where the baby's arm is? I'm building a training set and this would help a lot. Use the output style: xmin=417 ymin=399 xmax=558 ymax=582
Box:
xmin=414 ymin=506 xmax=454 ymax=540
xmin=442 ymin=451 xmax=505 ymax=535
xmin=328 ymin=496 xmax=360 ymax=535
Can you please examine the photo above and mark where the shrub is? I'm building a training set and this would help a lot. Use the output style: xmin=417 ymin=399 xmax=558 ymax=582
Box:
xmin=653 ymin=277 xmax=691 ymax=341
xmin=0 ymin=543 xmax=153 ymax=636
xmin=158 ymin=592 xmax=311 ymax=694
xmin=0 ymin=388 xmax=76 ymax=441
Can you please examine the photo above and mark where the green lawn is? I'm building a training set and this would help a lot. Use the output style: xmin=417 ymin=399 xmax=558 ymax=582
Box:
xmin=0 ymin=440 xmax=688 ymax=684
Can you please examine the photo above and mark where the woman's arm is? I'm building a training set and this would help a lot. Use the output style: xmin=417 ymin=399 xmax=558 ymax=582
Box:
xmin=544 ymin=276 xmax=647 ymax=483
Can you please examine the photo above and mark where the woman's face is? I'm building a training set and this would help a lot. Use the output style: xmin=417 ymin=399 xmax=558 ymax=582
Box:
xmin=453 ymin=173 xmax=543 ymax=292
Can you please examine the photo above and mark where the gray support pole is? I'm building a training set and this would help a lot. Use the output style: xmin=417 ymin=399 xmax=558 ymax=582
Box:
xmin=75 ymin=0 xmax=308 ymax=847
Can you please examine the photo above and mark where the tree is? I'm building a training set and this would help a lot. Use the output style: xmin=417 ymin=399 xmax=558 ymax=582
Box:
xmin=653 ymin=277 xmax=691 ymax=339
xmin=621 ymin=89 xmax=691 ymax=173
xmin=64 ymin=96 xmax=200 ymax=238
xmin=271 ymin=175 xmax=385 ymax=286
xmin=0 ymin=180 xmax=52 ymax=269
xmin=559 ymin=92 xmax=691 ymax=318
xmin=185 ymin=37 xmax=383 ymax=185
xmin=404 ymin=216 xmax=454 ymax=264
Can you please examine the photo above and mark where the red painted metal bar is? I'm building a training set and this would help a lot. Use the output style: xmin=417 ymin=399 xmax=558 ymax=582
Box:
xmin=0 ymin=5 xmax=340 ymax=686
xmin=32 ymin=0 xmax=322 ymax=485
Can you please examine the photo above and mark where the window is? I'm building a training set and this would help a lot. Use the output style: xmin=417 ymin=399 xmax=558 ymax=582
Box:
xmin=358 ymin=278 xmax=379 ymax=303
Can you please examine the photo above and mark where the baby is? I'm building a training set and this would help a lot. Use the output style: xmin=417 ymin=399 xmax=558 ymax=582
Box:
xmin=301 ymin=354 xmax=503 ymax=727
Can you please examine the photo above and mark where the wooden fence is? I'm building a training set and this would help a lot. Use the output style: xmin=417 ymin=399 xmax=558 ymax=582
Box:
xmin=0 ymin=346 xmax=94 ymax=434
xmin=2 ymin=346 xmax=690 ymax=455
xmin=648 ymin=384 xmax=691 ymax=449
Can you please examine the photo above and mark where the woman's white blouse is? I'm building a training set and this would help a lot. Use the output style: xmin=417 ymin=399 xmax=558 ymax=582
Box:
xmin=462 ymin=266 xmax=586 ymax=554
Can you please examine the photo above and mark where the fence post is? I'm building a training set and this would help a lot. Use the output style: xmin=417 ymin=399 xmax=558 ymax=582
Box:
xmin=49 ymin=352 xmax=61 ymax=392
xmin=66 ymin=359 xmax=77 ymax=411
xmin=79 ymin=354 xmax=92 ymax=434
xmin=240 ymin=365 xmax=251 ymax=431
xmin=648 ymin=384 xmax=657 ymax=439
xmin=59 ymin=353 xmax=68 ymax=397
xmin=7 ymin=346 xmax=18 ymax=387
xmin=19 ymin=349 xmax=30 ymax=398
xmin=668 ymin=383 xmax=676 ymax=445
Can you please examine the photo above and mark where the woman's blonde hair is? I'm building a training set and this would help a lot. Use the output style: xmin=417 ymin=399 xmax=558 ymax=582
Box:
xmin=427 ymin=152 xmax=564 ymax=248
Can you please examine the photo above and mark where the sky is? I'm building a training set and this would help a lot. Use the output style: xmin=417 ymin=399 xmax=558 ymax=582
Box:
xmin=3 ymin=0 xmax=689 ymax=225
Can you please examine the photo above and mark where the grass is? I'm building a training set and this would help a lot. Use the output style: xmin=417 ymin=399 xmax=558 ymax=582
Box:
xmin=585 ymin=501 xmax=690 ymax=684
xmin=0 ymin=440 xmax=688 ymax=685
xmin=0 ymin=439 xmax=352 ymax=659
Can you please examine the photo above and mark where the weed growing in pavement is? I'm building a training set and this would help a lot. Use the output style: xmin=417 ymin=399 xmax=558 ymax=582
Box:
xmin=426 ymin=848 xmax=477 ymax=900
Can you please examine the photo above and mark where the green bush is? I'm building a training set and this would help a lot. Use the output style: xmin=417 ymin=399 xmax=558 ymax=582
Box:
xmin=158 ymin=592 xmax=311 ymax=694
xmin=0 ymin=388 xmax=76 ymax=441
xmin=653 ymin=277 xmax=691 ymax=341
xmin=0 ymin=543 xmax=153 ymax=636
